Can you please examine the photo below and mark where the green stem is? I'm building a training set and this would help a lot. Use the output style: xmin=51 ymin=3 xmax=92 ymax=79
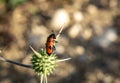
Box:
xmin=41 ymin=74 xmax=43 ymax=83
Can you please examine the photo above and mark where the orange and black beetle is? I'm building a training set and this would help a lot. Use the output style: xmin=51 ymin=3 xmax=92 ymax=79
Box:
xmin=45 ymin=26 xmax=64 ymax=55
xmin=45 ymin=33 xmax=56 ymax=55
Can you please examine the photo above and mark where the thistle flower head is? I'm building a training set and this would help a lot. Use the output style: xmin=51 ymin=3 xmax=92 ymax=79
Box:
xmin=30 ymin=46 xmax=71 ymax=83
xmin=31 ymin=47 xmax=57 ymax=76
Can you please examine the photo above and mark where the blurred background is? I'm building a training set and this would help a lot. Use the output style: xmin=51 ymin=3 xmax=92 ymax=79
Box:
xmin=0 ymin=0 xmax=120 ymax=83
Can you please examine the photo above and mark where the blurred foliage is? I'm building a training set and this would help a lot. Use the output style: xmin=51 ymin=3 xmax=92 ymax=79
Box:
xmin=0 ymin=0 xmax=27 ymax=8
xmin=0 ymin=0 xmax=5 ymax=3
xmin=8 ymin=0 xmax=27 ymax=8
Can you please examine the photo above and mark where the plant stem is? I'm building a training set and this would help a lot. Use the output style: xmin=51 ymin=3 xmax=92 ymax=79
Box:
xmin=0 ymin=56 xmax=32 ymax=68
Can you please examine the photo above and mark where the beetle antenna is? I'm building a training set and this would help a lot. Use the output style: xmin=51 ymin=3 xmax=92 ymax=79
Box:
xmin=51 ymin=30 xmax=54 ymax=34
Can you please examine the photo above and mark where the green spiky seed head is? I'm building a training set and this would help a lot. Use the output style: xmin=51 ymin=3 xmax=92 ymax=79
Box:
xmin=31 ymin=48 xmax=57 ymax=76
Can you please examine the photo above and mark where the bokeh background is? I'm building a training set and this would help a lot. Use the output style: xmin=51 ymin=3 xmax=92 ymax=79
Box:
xmin=0 ymin=0 xmax=120 ymax=83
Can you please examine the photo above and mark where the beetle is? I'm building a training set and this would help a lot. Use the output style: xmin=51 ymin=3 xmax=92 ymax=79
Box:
xmin=45 ymin=26 xmax=64 ymax=55
xmin=45 ymin=33 xmax=56 ymax=55
xmin=45 ymin=27 xmax=63 ymax=55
